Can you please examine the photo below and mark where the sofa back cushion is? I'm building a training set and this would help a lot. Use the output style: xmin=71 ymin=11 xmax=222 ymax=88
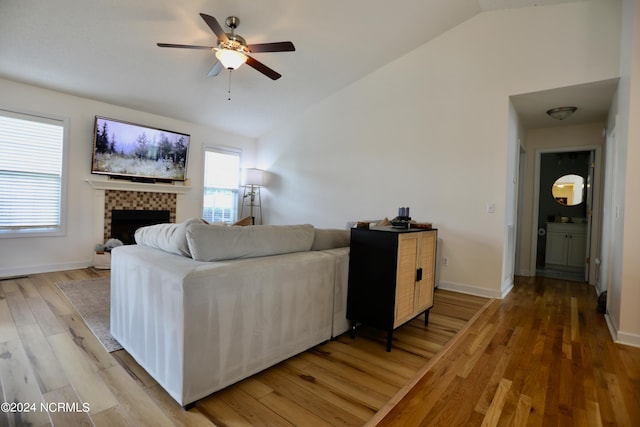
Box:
xmin=134 ymin=217 xmax=204 ymax=257
xmin=310 ymin=229 xmax=350 ymax=251
xmin=186 ymin=223 xmax=315 ymax=261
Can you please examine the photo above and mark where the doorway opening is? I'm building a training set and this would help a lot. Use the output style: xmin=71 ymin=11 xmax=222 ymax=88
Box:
xmin=531 ymin=146 xmax=601 ymax=284
xmin=536 ymin=151 xmax=590 ymax=281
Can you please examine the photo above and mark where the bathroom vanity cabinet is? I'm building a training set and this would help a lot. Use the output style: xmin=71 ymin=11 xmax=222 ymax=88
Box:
xmin=545 ymin=222 xmax=587 ymax=270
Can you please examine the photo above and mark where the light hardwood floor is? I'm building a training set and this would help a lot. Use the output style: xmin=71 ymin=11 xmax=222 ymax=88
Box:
xmin=0 ymin=268 xmax=488 ymax=426
xmin=373 ymin=275 xmax=640 ymax=426
xmin=2 ymin=270 xmax=638 ymax=426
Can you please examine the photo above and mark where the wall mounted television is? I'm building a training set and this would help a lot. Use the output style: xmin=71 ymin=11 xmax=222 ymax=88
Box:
xmin=91 ymin=116 xmax=190 ymax=182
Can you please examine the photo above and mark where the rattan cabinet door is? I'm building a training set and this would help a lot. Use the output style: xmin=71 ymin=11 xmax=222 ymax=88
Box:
xmin=415 ymin=231 xmax=436 ymax=312
xmin=394 ymin=233 xmax=419 ymax=327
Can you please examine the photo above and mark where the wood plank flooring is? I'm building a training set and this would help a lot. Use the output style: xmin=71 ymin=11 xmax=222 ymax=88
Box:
xmin=193 ymin=289 xmax=490 ymax=427
xmin=1 ymin=269 xmax=637 ymax=426
xmin=372 ymin=275 xmax=640 ymax=426
xmin=0 ymin=268 xmax=487 ymax=426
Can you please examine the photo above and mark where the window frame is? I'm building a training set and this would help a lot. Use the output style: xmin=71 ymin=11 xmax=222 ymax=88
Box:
xmin=0 ymin=108 xmax=69 ymax=238
xmin=201 ymin=146 xmax=242 ymax=224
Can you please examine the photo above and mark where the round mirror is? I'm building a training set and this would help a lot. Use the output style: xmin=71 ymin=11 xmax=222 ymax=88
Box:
xmin=552 ymin=174 xmax=585 ymax=206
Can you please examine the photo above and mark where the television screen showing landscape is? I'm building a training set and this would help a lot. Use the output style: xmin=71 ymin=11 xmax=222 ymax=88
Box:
xmin=91 ymin=116 xmax=189 ymax=181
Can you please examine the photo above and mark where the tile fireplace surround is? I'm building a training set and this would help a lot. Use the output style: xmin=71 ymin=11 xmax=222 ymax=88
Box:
xmin=103 ymin=191 xmax=176 ymax=242
xmin=86 ymin=179 xmax=190 ymax=246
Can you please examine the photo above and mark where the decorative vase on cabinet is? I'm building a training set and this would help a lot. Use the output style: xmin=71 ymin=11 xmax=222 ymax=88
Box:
xmin=346 ymin=226 xmax=437 ymax=351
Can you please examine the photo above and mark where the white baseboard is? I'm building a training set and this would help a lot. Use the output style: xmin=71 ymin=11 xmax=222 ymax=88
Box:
xmin=501 ymin=279 xmax=514 ymax=299
xmin=615 ymin=330 xmax=640 ymax=348
xmin=437 ymin=280 xmax=503 ymax=299
xmin=516 ymin=268 xmax=532 ymax=277
xmin=604 ymin=313 xmax=617 ymax=341
xmin=0 ymin=260 xmax=92 ymax=279
xmin=604 ymin=313 xmax=640 ymax=348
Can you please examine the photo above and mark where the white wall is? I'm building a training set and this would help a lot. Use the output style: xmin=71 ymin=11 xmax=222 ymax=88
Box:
xmin=258 ymin=2 xmax=621 ymax=298
xmin=606 ymin=0 xmax=640 ymax=347
xmin=502 ymin=100 xmax=524 ymax=297
xmin=0 ymin=78 xmax=255 ymax=278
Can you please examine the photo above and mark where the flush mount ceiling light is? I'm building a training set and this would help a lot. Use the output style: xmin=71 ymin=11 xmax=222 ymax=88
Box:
xmin=546 ymin=106 xmax=577 ymax=120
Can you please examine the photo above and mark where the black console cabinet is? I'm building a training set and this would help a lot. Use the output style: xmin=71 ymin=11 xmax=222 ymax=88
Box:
xmin=347 ymin=226 xmax=437 ymax=351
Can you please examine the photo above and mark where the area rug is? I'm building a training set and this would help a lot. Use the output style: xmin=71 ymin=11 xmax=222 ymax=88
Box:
xmin=56 ymin=277 xmax=122 ymax=352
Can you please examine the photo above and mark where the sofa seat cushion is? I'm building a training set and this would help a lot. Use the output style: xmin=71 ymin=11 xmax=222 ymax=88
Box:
xmin=134 ymin=217 xmax=204 ymax=257
xmin=186 ymin=223 xmax=315 ymax=261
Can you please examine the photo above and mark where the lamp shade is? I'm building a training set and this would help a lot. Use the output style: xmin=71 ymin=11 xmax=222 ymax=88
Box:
xmin=241 ymin=168 xmax=265 ymax=187
xmin=215 ymin=48 xmax=247 ymax=70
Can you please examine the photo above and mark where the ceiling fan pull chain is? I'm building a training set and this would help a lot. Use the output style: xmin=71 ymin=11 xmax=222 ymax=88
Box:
xmin=227 ymin=69 xmax=232 ymax=101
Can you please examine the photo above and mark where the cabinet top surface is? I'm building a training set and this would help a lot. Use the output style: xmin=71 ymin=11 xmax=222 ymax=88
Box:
xmin=546 ymin=222 xmax=587 ymax=231
xmin=354 ymin=226 xmax=437 ymax=233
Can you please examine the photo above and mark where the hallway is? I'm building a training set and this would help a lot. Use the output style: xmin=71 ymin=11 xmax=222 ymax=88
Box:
xmin=374 ymin=275 xmax=640 ymax=426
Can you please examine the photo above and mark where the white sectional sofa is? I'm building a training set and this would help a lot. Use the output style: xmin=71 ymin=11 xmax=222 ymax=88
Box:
xmin=110 ymin=219 xmax=350 ymax=407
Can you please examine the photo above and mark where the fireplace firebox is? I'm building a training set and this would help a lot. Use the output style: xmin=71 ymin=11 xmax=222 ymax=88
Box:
xmin=111 ymin=209 xmax=170 ymax=244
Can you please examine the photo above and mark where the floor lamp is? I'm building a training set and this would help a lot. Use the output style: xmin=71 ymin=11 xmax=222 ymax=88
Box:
xmin=241 ymin=168 xmax=265 ymax=225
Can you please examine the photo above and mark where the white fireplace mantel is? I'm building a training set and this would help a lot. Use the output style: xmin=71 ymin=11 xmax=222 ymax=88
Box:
xmin=85 ymin=179 xmax=191 ymax=194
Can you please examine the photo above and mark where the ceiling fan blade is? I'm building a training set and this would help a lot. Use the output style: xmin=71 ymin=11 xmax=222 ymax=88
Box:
xmin=157 ymin=43 xmax=213 ymax=50
xmin=247 ymin=41 xmax=295 ymax=53
xmin=199 ymin=13 xmax=229 ymax=43
xmin=207 ymin=61 xmax=223 ymax=77
xmin=246 ymin=56 xmax=282 ymax=80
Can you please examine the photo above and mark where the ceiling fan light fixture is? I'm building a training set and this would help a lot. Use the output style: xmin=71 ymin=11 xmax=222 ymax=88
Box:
xmin=546 ymin=106 xmax=577 ymax=120
xmin=215 ymin=48 xmax=247 ymax=70
xmin=159 ymin=14 xmax=294 ymax=81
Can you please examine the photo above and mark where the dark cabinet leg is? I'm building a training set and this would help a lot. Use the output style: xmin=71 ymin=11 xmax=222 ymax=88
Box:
xmin=386 ymin=330 xmax=393 ymax=352
xmin=424 ymin=309 xmax=430 ymax=326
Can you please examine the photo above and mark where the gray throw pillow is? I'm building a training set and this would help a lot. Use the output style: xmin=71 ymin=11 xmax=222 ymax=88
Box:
xmin=134 ymin=217 xmax=204 ymax=257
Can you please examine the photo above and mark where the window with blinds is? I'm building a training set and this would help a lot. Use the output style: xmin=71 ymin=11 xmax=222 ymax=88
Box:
xmin=0 ymin=110 xmax=67 ymax=236
xmin=202 ymin=148 xmax=240 ymax=223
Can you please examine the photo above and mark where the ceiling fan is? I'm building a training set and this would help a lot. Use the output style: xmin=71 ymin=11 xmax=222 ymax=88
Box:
xmin=157 ymin=13 xmax=295 ymax=80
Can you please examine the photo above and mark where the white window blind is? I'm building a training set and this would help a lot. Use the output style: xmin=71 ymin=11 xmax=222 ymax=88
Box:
xmin=0 ymin=110 xmax=65 ymax=234
xmin=202 ymin=149 xmax=240 ymax=223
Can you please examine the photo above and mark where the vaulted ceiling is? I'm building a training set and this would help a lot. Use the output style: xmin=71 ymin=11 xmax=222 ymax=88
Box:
xmin=0 ymin=0 xmax=600 ymax=138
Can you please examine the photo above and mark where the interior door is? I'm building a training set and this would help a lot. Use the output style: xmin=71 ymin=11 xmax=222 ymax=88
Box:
xmin=584 ymin=150 xmax=595 ymax=281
